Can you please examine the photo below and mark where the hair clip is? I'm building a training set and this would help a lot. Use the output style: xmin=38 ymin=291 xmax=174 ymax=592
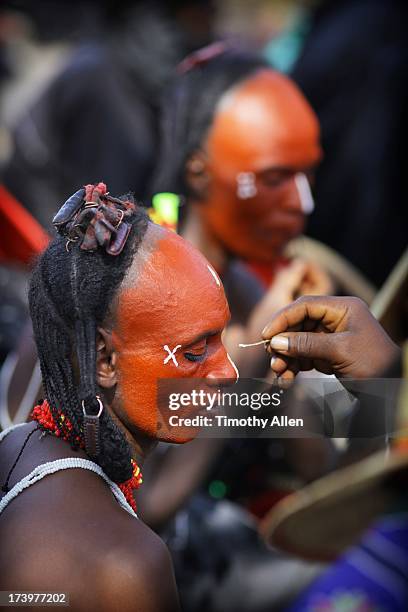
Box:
xmin=53 ymin=183 xmax=136 ymax=256
xmin=114 ymin=209 xmax=125 ymax=229
xmin=53 ymin=188 xmax=86 ymax=228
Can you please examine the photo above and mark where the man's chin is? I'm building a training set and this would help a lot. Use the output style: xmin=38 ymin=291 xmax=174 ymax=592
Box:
xmin=238 ymin=244 xmax=284 ymax=265
xmin=160 ymin=429 xmax=199 ymax=444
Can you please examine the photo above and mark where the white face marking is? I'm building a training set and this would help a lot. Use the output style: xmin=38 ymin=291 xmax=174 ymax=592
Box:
xmin=236 ymin=172 xmax=257 ymax=199
xmin=227 ymin=353 xmax=239 ymax=382
xmin=295 ymin=172 xmax=314 ymax=215
xmin=207 ymin=264 xmax=221 ymax=287
xmin=163 ymin=344 xmax=182 ymax=367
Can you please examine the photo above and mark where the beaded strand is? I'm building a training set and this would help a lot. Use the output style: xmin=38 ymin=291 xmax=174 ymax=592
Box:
xmin=31 ymin=400 xmax=143 ymax=511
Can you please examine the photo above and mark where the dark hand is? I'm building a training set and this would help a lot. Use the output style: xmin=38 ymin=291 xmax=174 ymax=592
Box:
xmin=262 ymin=296 xmax=400 ymax=381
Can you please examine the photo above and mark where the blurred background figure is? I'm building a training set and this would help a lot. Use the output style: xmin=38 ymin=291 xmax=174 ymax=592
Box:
xmin=0 ymin=0 xmax=215 ymax=426
xmin=152 ymin=46 xmax=334 ymax=377
xmin=0 ymin=0 xmax=215 ymax=231
xmin=0 ymin=5 xmax=51 ymax=382
xmin=213 ymin=0 xmax=408 ymax=287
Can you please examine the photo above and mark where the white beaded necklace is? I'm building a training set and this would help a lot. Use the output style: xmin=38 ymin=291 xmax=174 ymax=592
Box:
xmin=0 ymin=424 xmax=137 ymax=518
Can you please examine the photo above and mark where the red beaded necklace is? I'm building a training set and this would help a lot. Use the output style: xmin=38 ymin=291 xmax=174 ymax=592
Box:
xmin=31 ymin=400 xmax=143 ymax=512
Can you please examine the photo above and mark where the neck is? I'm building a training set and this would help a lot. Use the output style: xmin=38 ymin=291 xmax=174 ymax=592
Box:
xmin=107 ymin=404 xmax=157 ymax=467
xmin=182 ymin=203 xmax=229 ymax=274
xmin=123 ymin=426 xmax=157 ymax=468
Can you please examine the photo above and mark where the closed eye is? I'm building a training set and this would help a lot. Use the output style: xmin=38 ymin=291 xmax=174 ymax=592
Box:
xmin=184 ymin=348 xmax=207 ymax=363
xmin=258 ymin=169 xmax=292 ymax=189
xmin=184 ymin=341 xmax=208 ymax=363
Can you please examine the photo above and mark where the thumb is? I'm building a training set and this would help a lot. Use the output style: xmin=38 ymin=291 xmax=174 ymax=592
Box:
xmin=274 ymin=259 xmax=307 ymax=291
xmin=269 ymin=331 xmax=337 ymax=361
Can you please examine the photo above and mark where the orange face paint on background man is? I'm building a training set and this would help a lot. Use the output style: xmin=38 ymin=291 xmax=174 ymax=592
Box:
xmin=191 ymin=69 xmax=322 ymax=263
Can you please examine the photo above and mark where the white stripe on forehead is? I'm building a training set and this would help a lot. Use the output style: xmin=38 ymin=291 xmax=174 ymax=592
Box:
xmin=207 ymin=264 xmax=221 ymax=287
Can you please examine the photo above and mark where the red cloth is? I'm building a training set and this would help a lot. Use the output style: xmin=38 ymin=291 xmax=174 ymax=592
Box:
xmin=0 ymin=185 xmax=49 ymax=265
xmin=245 ymin=258 xmax=290 ymax=288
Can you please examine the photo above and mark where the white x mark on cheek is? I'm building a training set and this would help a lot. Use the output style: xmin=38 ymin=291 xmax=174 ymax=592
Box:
xmin=163 ymin=344 xmax=182 ymax=367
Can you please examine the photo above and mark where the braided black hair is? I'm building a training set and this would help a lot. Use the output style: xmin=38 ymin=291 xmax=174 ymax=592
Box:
xmin=152 ymin=49 xmax=269 ymax=199
xmin=29 ymin=195 xmax=149 ymax=482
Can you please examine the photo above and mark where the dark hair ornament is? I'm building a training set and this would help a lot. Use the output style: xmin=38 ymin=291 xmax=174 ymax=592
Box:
xmin=177 ymin=41 xmax=229 ymax=75
xmin=53 ymin=182 xmax=136 ymax=255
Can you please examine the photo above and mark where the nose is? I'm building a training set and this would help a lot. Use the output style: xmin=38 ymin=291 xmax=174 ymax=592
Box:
xmin=205 ymin=348 xmax=238 ymax=387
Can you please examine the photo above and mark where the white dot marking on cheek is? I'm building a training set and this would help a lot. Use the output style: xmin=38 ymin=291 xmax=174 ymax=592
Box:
xmin=227 ymin=353 xmax=239 ymax=382
xmin=207 ymin=264 xmax=221 ymax=287
xmin=163 ymin=344 xmax=182 ymax=367
xmin=236 ymin=172 xmax=257 ymax=199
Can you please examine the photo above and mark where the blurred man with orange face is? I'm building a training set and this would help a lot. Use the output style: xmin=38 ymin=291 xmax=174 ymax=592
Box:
xmin=154 ymin=49 xmax=329 ymax=373
xmin=192 ymin=69 xmax=321 ymax=263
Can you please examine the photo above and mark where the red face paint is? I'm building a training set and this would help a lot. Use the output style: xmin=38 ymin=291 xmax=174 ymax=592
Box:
xmin=198 ymin=70 xmax=322 ymax=262
xmin=112 ymin=226 xmax=235 ymax=442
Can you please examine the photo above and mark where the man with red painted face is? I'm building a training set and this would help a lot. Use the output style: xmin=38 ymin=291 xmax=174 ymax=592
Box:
xmin=153 ymin=47 xmax=331 ymax=378
xmin=0 ymin=184 xmax=236 ymax=612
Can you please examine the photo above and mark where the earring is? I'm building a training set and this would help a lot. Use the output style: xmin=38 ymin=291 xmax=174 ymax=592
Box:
xmin=189 ymin=158 xmax=206 ymax=174
xmin=236 ymin=172 xmax=257 ymax=199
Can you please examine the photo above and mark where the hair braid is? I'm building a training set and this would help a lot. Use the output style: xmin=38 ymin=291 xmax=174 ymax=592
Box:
xmin=29 ymin=195 xmax=149 ymax=482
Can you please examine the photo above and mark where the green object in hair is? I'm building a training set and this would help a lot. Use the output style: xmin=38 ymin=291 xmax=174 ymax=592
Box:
xmin=152 ymin=192 xmax=180 ymax=225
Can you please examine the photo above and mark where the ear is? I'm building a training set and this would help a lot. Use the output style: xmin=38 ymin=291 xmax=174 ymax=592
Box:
xmin=185 ymin=150 xmax=211 ymax=199
xmin=96 ymin=327 xmax=118 ymax=389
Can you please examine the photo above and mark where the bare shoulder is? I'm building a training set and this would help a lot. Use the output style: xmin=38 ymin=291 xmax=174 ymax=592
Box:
xmin=94 ymin=523 xmax=180 ymax=612
xmin=9 ymin=509 xmax=180 ymax=612
xmin=1 ymin=447 xmax=179 ymax=612
xmin=74 ymin=507 xmax=180 ymax=612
